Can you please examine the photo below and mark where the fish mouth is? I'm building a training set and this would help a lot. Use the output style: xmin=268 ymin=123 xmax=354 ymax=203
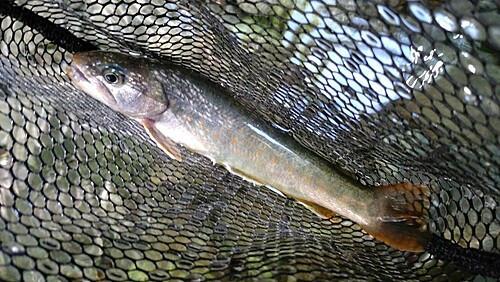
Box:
xmin=67 ymin=54 xmax=117 ymax=105
xmin=67 ymin=53 xmax=91 ymax=84
xmin=66 ymin=63 xmax=89 ymax=85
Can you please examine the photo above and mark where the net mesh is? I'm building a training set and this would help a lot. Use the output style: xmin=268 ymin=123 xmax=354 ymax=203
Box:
xmin=0 ymin=0 xmax=499 ymax=281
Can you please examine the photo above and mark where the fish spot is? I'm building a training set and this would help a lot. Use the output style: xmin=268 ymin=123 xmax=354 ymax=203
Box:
xmin=256 ymin=148 xmax=263 ymax=157
xmin=305 ymin=175 xmax=312 ymax=186
xmin=321 ymin=184 xmax=327 ymax=192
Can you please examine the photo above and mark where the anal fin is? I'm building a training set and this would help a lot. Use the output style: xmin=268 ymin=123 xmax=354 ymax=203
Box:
xmin=141 ymin=119 xmax=183 ymax=161
xmin=296 ymin=198 xmax=337 ymax=220
xmin=363 ymin=182 xmax=432 ymax=252
xmin=229 ymin=166 xmax=266 ymax=186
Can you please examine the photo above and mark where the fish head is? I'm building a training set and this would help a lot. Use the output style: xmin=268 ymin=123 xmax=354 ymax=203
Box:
xmin=68 ymin=51 xmax=168 ymax=120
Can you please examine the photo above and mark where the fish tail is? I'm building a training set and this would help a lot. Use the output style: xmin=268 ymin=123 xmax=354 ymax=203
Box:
xmin=362 ymin=182 xmax=432 ymax=252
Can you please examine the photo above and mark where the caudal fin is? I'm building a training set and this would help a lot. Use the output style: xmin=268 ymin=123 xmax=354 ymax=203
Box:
xmin=362 ymin=182 xmax=432 ymax=252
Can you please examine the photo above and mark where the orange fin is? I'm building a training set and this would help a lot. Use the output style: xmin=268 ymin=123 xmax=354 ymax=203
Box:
xmin=141 ymin=119 xmax=183 ymax=161
xmin=296 ymin=198 xmax=337 ymax=220
xmin=363 ymin=182 xmax=432 ymax=252
xmin=229 ymin=166 xmax=266 ymax=186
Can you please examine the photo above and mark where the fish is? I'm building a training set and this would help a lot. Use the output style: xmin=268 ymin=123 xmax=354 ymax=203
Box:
xmin=67 ymin=51 xmax=431 ymax=252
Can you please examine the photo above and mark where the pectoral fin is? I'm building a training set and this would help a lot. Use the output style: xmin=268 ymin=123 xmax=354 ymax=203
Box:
xmin=141 ymin=119 xmax=183 ymax=161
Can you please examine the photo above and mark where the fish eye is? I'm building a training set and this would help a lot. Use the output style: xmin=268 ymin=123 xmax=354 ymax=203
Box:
xmin=101 ymin=66 xmax=125 ymax=85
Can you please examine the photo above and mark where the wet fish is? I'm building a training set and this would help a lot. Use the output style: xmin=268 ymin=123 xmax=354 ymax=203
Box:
xmin=67 ymin=51 xmax=431 ymax=252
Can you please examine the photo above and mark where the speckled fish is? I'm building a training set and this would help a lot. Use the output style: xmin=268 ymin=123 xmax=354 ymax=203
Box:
xmin=67 ymin=51 xmax=431 ymax=252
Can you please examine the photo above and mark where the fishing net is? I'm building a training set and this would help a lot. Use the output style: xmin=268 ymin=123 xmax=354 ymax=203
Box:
xmin=0 ymin=0 xmax=498 ymax=281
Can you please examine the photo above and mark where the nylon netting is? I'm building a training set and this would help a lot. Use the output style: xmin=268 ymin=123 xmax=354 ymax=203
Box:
xmin=0 ymin=0 xmax=498 ymax=281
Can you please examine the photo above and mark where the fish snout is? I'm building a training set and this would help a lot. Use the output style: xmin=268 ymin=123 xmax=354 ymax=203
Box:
xmin=71 ymin=52 xmax=83 ymax=65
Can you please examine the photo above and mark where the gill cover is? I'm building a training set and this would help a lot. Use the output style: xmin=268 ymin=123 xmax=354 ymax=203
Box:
xmin=70 ymin=51 xmax=168 ymax=119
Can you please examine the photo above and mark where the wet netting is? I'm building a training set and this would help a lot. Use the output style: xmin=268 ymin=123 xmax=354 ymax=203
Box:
xmin=0 ymin=0 xmax=499 ymax=281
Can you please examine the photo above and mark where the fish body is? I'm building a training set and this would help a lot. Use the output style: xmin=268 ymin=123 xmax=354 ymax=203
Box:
xmin=68 ymin=51 xmax=431 ymax=252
